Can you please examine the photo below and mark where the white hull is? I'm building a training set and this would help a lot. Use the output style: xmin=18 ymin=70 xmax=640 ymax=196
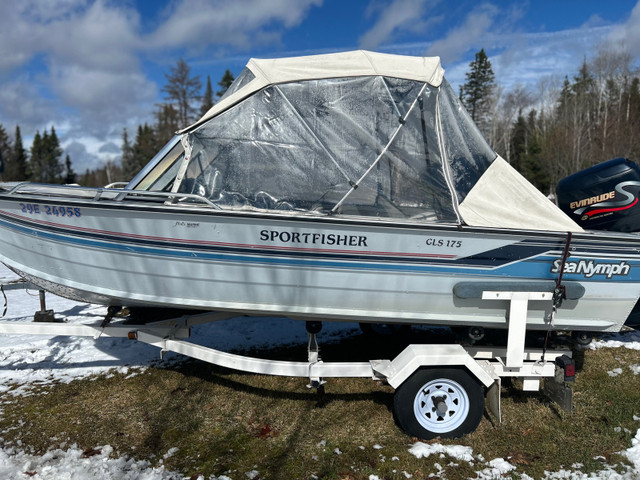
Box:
xmin=1 ymin=196 xmax=639 ymax=333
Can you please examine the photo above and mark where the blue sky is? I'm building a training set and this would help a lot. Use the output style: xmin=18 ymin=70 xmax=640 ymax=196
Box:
xmin=0 ymin=0 xmax=639 ymax=174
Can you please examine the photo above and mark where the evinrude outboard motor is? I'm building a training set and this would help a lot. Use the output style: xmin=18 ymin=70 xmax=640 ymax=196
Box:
xmin=557 ymin=157 xmax=640 ymax=232
xmin=557 ymin=157 xmax=640 ymax=327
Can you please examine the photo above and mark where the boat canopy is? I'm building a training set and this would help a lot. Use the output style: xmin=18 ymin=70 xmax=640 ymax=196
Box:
xmin=135 ymin=50 xmax=581 ymax=232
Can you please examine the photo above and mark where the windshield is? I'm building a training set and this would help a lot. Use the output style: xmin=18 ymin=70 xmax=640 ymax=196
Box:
xmin=126 ymin=135 xmax=184 ymax=191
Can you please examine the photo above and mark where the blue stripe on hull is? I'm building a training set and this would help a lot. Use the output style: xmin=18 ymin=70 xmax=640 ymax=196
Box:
xmin=2 ymin=214 xmax=640 ymax=283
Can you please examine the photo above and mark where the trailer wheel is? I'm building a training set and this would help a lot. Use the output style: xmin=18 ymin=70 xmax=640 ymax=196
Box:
xmin=393 ymin=368 xmax=484 ymax=439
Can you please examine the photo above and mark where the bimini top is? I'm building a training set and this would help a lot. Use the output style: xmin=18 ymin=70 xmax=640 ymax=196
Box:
xmin=182 ymin=50 xmax=445 ymax=133
xmin=134 ymin=50 xmax=581 ymax=233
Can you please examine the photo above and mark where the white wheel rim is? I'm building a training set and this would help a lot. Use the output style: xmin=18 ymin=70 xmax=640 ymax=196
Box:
xmin=413 ymin=377 xmax=470 ymax=434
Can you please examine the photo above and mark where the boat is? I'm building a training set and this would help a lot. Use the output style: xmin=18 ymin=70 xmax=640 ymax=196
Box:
xmin=1 ymin=50 xmax=639 ymax=336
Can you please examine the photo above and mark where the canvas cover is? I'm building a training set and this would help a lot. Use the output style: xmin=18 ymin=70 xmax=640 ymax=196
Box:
xmin=182 ymin=50 xmax=445 ymax=133
xmin=458 ymin=156 xmax=582 ymax=231
xmin=137 ymin=51 xmax=581 ymax=233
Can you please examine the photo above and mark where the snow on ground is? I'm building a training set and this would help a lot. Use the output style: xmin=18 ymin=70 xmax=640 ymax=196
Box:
xmin=0 ymin=445 xmax=185 ymax=480
xmin=0 ymin=264 xmax=358 ymax=397
xmin=591 ymin=330 xmax=640 ymax=351
xmin=2 ymin=262 xmax=640 ymax=479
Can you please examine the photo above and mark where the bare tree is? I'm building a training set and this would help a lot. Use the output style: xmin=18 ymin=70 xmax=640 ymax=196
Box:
xmin=490 ymin=84 xmax=534 ymax=162
xmin=162 ymin=58 xmax=202 ymax=127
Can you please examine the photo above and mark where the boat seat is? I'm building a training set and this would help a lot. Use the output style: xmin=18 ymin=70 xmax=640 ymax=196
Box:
xmin=453 ymin=281 xmax=585 ymax=300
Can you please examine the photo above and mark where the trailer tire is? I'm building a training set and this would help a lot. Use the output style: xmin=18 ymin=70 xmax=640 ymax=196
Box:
xmin=393 ymin=368 xmax=484 ymax=439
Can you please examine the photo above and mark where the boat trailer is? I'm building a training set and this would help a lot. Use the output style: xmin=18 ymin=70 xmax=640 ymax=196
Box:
xmin=0 ymin=283 xmax=576 ymax=439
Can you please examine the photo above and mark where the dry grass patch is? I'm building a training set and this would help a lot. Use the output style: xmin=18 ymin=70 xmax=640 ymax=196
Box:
xmin=0 ymin=331 xmax=639 ymax=479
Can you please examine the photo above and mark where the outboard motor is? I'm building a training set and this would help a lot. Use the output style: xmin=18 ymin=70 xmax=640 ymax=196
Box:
xmin=558 ymin=158 xmax=640 ymax=327
xmin=557 ymin=157 xmax=640 ymax=232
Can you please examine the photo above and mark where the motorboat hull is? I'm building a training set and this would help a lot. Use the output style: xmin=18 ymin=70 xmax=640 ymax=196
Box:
xmin=1 ymin=194 xmax=639 ymax=333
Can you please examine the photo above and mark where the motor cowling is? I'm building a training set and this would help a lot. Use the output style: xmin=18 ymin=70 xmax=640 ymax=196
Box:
xmin=557 ymin=157 xmax=640 ymax=232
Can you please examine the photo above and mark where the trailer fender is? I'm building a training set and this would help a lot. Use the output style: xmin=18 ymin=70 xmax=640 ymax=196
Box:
xmin=379 ymin=344 xmax=496 ymax=389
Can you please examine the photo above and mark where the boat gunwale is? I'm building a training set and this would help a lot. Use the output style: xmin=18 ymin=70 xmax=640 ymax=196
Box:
xmin=0 ymin=185 xmax=639 ymax=246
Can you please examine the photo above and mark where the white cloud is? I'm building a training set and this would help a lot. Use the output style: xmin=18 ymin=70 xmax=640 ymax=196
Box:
xmin=18 ymin=0 xmax=89 ymax=23
xmin=0 ymin=76 xmax=57 ymax=133
xmin=49 ymin=64 xmax=157 ymax=122
xmin=45 ymin=1 xmax=142 ymax=72
xmin=0 ymin=1 xmax=139 ymax=74
xmin=0 ymin=0 xmax=325 ymax=167
xmin=147 ymin=0 xmax=322 ymax=51
xmin=0 ymin=0 xmax=149 ymax=143
xmin=0 ymin=0 xmax=327 ymax=173
xmin=482 ymin=25 xmax=620 ymax=93
xmin=63 ymin=136 xmax=123 ymax=175
xmin=99 ymin=141 xmax=120 ymax=154
xmin=606 ymin=0 xmax=640 ymax=58
xmin=64 ymin=140 xmax=102 ymax=174
xmin=0 ymin=2 xmax=152 ymax=177
xmin=358 ymin=0 xmax=442 ymax=50
xmin=425 ymin=3 xmax=499 ymax=63
xmin=0 ymin=3 xmax=42 ymax=71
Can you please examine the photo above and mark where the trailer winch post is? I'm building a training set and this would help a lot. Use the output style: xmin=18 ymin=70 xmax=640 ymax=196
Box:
xmin=33 ymin=289 xmax=57 ymax=323
xmin=481 ymin=290 xmax=553 ymax=368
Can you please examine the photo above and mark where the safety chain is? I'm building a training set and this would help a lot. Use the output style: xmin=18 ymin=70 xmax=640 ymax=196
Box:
xmin=542 ymin=231 xmax=573 ymax=362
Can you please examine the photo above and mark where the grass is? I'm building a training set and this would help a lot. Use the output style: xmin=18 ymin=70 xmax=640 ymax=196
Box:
xmin=1 ymin=329 xmax=640 ymax=479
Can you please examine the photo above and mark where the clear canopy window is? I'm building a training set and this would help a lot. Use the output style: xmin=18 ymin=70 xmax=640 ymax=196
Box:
xmin=171 ymin=76 xmax=495 ymax=221
xmin=130 ymin=52 xmax=497 ymax=223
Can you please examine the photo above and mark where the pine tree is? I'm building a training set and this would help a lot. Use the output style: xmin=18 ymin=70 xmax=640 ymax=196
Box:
xmin=573 ymin=58 xmax=596 ymax=97
xmin=10 ymin=126 xmax=28 ymax=181
xmin=133 ymin=124 xmax=157 ymax=166
xmin=520 ymin=109 xmax=550 ymax=192
xmin=28 ymin=127 xmax=64 ymax=183
xmin=121 ymin=128 xmax=136 ymax=179
xmin=64 ymin=154 xmax=77 ymax=184
xmin=556 ymin=76 xmax=573 ymax=122
xmin=162 ymin=58 xmax=202 ymax=127
xmin=200 ymin=75 xmax=214 ymax=117
xmin=0 ymin=124 xmax=11 ymax=180
xmin=509 ymin=113 xmax=527 ymax=172
xmin=154 ymin=103 xmax=180 ymax=148
xmin=216 ymin=69 xmax=235 ymax=98
xmin=43 ymin=126 xmax=64 ymax=183
xmin=459 ymin=49 xmax=496 ymax=137
xmin=122 ymin=124 xmax=156 ymax=179
xmin=29 ymin=131 xmax=44 ymax=182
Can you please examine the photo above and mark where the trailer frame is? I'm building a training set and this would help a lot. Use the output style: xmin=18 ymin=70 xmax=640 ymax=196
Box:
xmin=0 ymin=286 xmax=575 ymax=439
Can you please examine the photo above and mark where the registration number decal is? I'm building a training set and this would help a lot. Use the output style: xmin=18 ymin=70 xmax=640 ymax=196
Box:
xmin=19 ymin=203 xmax=82 ymax=217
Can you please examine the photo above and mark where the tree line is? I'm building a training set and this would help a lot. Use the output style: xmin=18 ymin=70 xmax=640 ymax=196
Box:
xmin=0 ymin=59 xmax=233 ymax=187
xmin=1 ymin=49 xmax=639 ymax=196
xmin=460 ymin=48 xmax=640 ymax=194
xmin=0 ymin=125 xmax=76 ymax=185
xmin=117 ymin=61 xmax=234 ymax=185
